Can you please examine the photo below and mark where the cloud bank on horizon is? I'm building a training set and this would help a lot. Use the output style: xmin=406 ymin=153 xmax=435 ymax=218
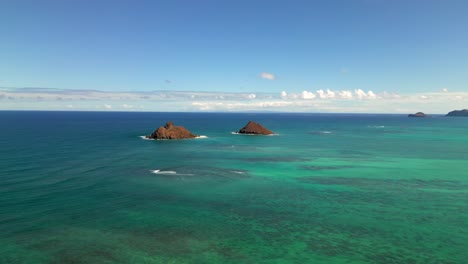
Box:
xmin=0 ymin=87 xmax=466 ymax=114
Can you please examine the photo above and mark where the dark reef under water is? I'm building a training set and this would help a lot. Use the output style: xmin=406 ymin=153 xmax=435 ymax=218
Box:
xmin=0 ymin=111 xmax=467 ymax=263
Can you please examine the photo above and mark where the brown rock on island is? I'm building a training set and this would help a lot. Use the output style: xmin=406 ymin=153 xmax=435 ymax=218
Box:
xmin=237 ymin=121 xmax=273 ymax=135
xmin=146 ymin=121 xmax=197 ymax=139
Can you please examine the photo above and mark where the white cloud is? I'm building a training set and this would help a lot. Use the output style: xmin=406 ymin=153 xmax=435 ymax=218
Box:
xmin=316 ymin=89 xmax=325 ymax=98
xmin=338 ymin=90 xmax=353 ymax=99
xmin=2 ymin=87 xmax=467 ymax=113
xmin=289 ymin=93 xmax=299 ymax=99
xmin=301 ymin=90 xmax=316 ymax=99
xmin=354 ymin=89 xmax=377 ymax=99
xmin=0 ymin=88 xmax=276 ymax=102
xmin=354 ymin=89 xmax=367 ymax=99
xmin=192 ymin=101 xmax=295 ymax=111
xmin=381 ymin=91 xmax=401 ymax=99
xmin=317 ymin=89 xmax=336 ymax=99
xmin=442 ymin=88 xmax=448 ymax=92
xmin=260 ymin=72 xmax=276 ymax=80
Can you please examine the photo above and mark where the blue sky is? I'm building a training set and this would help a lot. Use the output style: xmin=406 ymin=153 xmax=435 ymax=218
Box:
xmin=1 ymin=0 xmax=467 ymax=112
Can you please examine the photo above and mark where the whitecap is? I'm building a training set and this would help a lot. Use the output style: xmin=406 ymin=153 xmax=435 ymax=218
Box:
xmin=150 ymin=169 xmax=177 ymax=175
xmin=231 ymin=132 xmax=279 ymax=136
xmin=150 ymin=169 xmax=194 ymax=176
xmin=141 ymin=135 xmax=206 ymax=140
xmin=309 ymin=131 xmax=332 ymax=135
xmin=231 ymin=171 xmax=246 ymax=174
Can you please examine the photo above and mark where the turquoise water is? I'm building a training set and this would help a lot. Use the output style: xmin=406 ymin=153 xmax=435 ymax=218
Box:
xmin=1 ymin=111 xmax=467 ymax=263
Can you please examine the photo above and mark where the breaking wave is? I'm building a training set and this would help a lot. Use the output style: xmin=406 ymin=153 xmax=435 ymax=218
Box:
xmin=140 ymin=135 xmax=207 ymax=140
xmin=231 ymin=132 xmax=279 ymax=136
xmin=150 ymin=169 xmax=194 ymax=176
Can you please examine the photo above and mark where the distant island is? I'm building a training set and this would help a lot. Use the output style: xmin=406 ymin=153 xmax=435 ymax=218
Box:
xmin=446 ymin=109 xmax=468 ymax=117
xmin=146 ymin=121 xmax=197 ymax=139
xmin=408 ymin=112 xmax=429 ymax=117
xmin=237 ymin=121 xmax=273 ymax=135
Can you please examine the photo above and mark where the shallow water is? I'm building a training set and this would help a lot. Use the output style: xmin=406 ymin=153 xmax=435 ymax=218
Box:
xmin=1 ymin=111 xmax=467 ymax=263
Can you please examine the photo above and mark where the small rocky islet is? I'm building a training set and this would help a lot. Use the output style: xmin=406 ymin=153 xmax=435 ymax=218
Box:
xmin=408 ymin=112 xmax=429 ymax=117
xmin=237 ymin=121 xmax=274 ymax=135
xmin=146 ymin=121 xmax=197 ymax=140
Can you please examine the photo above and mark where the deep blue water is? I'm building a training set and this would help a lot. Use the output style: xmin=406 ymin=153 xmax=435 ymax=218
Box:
xmin=1 ymin=111 xmax=467 ymax=263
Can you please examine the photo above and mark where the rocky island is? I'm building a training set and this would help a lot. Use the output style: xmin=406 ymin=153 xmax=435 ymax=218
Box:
xmin=408 ymin=112 xmax=429 ymax=117
xmin=237 ymin=121 xmax=273 ymax=135
xmin=146 ymin=121 xmax=197 ymax=139
xmin=446 ymin=109 xmax=468 ymax=117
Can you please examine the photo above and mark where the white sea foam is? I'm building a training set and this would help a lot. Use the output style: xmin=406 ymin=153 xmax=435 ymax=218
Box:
xmin=141 ymin=135 xmax=207 ymax=140
xmin=231 ymin=132 xmax=279 ymax=136
xmin=151 ymin=169 xmax=177 ymax=174
xmin=150 ymin=169 xmax=194 ymax=176
xmin=231 ymin=171 xmax=246 ymax=174
xmin=368 ymin=125 xmax=385 ymax=128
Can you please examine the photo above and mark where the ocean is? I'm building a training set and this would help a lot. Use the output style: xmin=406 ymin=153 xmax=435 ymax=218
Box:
xmin=0 ymin=111 xmax=467 ymax=263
